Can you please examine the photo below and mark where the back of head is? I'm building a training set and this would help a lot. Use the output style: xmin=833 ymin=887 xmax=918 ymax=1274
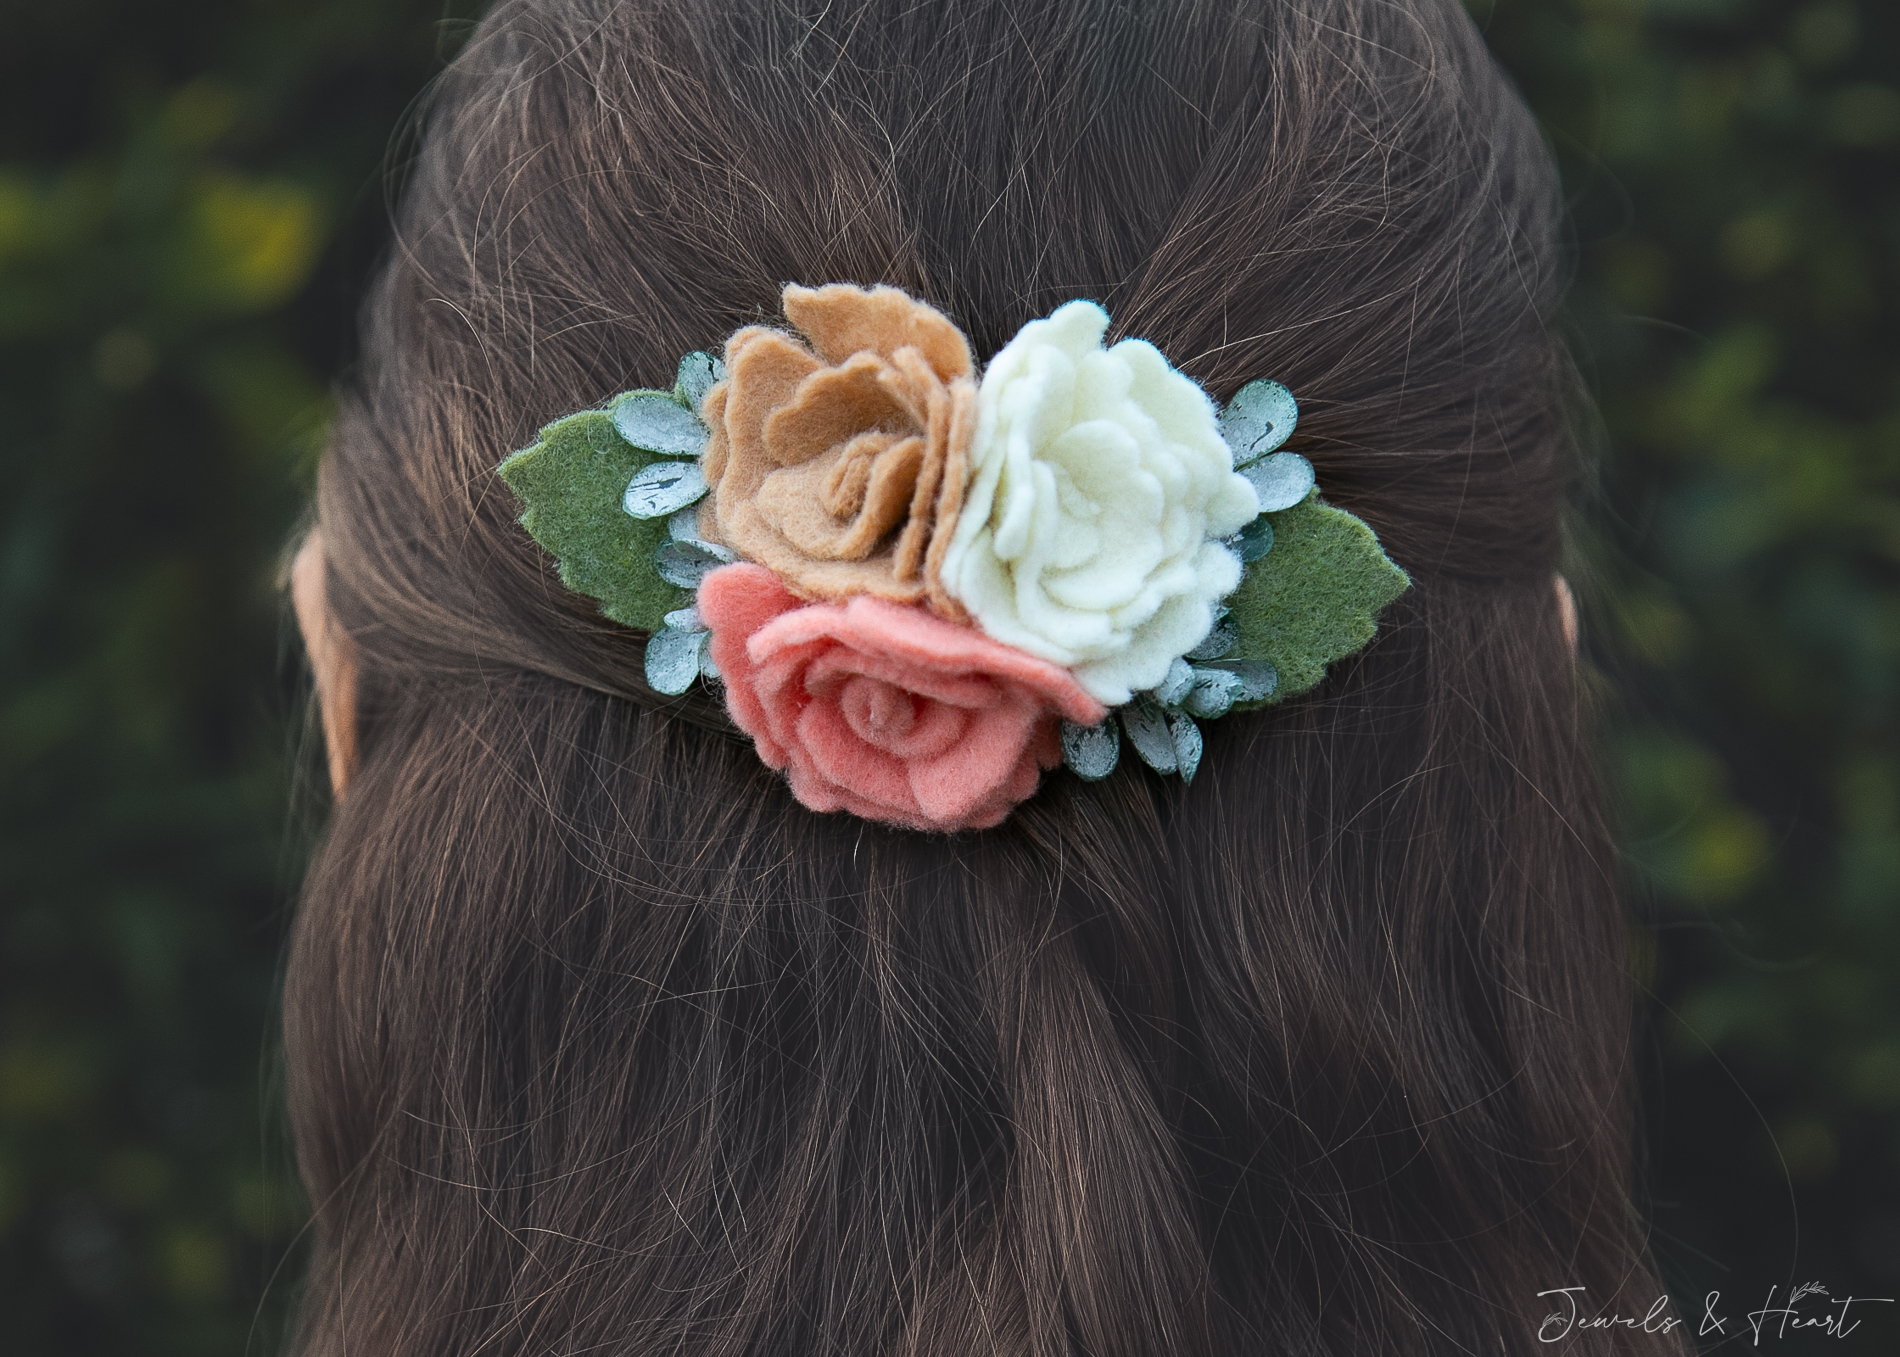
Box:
xmin=289 ymin=1 xmax=1680 ymax=1353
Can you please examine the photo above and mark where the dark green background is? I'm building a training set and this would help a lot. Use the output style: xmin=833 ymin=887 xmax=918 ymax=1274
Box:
xmin=1 ymin=1 xmax=1894 ymax=1350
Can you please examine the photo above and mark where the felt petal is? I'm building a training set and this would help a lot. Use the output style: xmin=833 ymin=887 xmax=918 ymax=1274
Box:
xmin=876 ymin=344 xmax=942 ymax=429
xmin=756 ymin=434 xmax=924 ymax=562
xmin=764 ymin=353 xmax=911 ymax=460
xmin=1040 ymin=299 xmax=1111 ymax=354
xmin=907 ymin=702 xmax=1041 ymax=825
xmin=751 ymin=637 xmax=834 ymax=761
xmin=801 ymin=643 xmax=1000 ymax=710
xmin=722 ymin=329 xmax=822 ymax=459
xmin=878 ymin=350 xmax=964 ymax=589
xmin=837 ymin=678 xmax=918 ymax=749
xmin=785 ymin=283 xmax=974 ymax=381
xmin=822 ymin=436 xmax=883 ymax=517
xmin=1116 ymin=339 xmax=1221 ymax=449
xmin=1206 ymin=467 xmax=1261 ymax=539
xmin=795 ymin=697 xmax=917 ymax=812
xmin=699 ymin=563 xmax=802 ymax=645
xmin=1024 ymin=717 xmax=1063 ymax=771
xmin=840 ymin=677 xmax=969 ymax=761
xmin=963 ymin=746 xmax=1047 ymax=829
xmin=1075 ymin=589 xmax=1213 ymax=705
xmin=920 ymin=378 xmax=976 ymax=618
xmin=827 ymin=598 xmax=1105 ymax=722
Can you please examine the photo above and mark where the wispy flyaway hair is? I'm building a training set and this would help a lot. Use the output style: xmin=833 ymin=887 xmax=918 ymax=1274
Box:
xmin=288 ymin=1 xmax=1684 ymax=1353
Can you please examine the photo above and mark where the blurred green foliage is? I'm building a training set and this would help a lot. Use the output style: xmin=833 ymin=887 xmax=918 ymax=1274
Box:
xmin=0 ymin=0 xmax=1894 ymax=1350
xmin=0 ymin=5 xmax=478 ymax=1350
xmin=1479 ymin=0 xmax=1900 ymax=1332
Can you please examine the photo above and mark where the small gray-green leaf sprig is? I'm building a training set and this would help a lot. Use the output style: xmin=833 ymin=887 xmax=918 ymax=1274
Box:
xmin=1057 ymin=612 xmax=1279 ymax=784
xmin=612 ymin=352 xmax=732 ymax=697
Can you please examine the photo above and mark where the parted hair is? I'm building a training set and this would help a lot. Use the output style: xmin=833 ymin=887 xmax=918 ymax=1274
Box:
xmin=288 ymin=1 xmax=1684 ymax=1353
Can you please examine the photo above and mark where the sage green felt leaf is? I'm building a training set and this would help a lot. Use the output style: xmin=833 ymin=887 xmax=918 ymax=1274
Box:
xmin=1184 ymin=615 xmax=1237 ymax=661
xmin=675 ymin=351 xmax=725 ymax=413
xmin=1122 ymin=699 xmax=1178 ymax=774
xmin=644 ymin=625 xmax=706 ymax=695
xmin=1242 ymin=451 xmax=1315 ymax=513
xmin=612 ymin=390 xmax=707 ymax=456
xmin=656 ymin=539 xmax=734 ymax=587
xmin=1061 ymin=718 xmax=1121 ymax=781
xmin=1226 ymin=492 xmax=1409 ymax=706
xmin=1234 ymin=513 xmax=1274 ymax=561
xmin=622 ymin=460 xmax=707 ymax=518
xmin=1219 ymin=379 xmax=1298 ymax=465
xmin=1170 ymin=711 xmax=1204 ymax=783
xmin=1182 ymin=668 xmax=1241 ymax=719
xmin=1152 ymin=656 xmax=1194 ymax=707
xmin=496 ymin=408 xmax=688 ymax=632
xmin=1197 ymin=657 xmax=1277 ymax=703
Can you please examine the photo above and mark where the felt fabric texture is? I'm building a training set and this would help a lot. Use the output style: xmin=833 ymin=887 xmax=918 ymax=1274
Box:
xmin=497 ymin=407 xmax=689 ymax=631
xmin=937 ymin=299 xmax=1260 ymax=707
xmin=1225 ymin=492 xmax=1410 ymax=703
xmin=700 ymin=563 xmax=1105 ymax=832
xmin=700 ymin=284 xmax=977 ymax=616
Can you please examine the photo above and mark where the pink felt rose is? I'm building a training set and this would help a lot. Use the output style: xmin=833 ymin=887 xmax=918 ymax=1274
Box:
xmin=699 ymin=564 xmax=1107 ymax=832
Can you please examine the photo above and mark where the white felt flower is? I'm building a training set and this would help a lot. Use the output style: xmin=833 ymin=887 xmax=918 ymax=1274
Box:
xmin=939 ymin=300 xmax=1260 ymax=705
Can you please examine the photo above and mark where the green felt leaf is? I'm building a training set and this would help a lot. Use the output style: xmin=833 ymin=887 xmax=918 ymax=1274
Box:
xmin=496 ymin=407 xmax=688 ymax=632
xmin=1226 ymin=492 xmax=1409 ymax=706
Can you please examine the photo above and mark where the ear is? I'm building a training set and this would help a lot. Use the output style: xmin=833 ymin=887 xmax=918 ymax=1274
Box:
xmin=292 ymin=530 xmax=360 ymax=798
xmin=1554 ymin=574 xmax=1578 ymax=654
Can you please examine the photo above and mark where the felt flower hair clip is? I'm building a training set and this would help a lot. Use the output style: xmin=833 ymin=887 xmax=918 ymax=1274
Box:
xmin=498 ymin=284 xmax=1408 ymax=831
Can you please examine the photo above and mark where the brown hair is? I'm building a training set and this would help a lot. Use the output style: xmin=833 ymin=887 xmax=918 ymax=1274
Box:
xmin=288 ymin=1 xmax=1683 ymax=1352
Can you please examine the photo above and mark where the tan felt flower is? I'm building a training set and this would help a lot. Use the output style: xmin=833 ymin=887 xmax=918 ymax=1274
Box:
xmin=700 ymin=284 xmax=977 ymax=616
